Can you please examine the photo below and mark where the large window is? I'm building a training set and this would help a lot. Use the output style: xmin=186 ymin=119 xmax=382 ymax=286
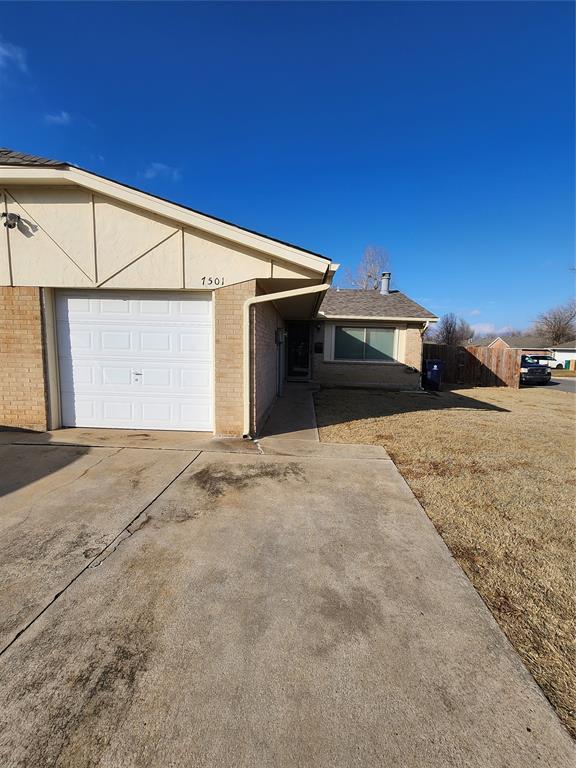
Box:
xmin=334 ymin=326 xmax=395 ymax=361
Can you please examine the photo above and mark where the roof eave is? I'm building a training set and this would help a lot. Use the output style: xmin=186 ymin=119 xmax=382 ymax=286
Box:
xmin=0 ymin=164 xmax=331 ymax=275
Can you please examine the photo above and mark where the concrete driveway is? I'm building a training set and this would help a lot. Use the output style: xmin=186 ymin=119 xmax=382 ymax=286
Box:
xmin=0 ymin=432 xmax=573 ymax=767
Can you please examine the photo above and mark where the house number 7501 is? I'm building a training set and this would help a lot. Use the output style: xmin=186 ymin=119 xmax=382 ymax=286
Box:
xmin=201 ymin=277 xmax=225 ymax=286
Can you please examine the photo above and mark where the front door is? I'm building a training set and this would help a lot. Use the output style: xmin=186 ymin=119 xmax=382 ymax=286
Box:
xmin=286 ymin=323 xmax=310 ymax=380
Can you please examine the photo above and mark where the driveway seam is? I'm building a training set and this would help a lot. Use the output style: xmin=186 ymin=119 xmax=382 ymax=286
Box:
xmin=0 ymin=450 xmax=203 ymax=659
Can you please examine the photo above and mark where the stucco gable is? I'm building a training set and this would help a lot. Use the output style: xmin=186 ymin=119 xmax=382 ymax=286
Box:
xmin=0 ymin=183 xmax=329 ymax=290
xmin=0 ymin=149 xmax=331 ymax=288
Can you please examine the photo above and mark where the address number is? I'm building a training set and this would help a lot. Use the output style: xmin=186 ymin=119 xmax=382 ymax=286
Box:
xmin=201 ymin=276 xmax=225 ymax=286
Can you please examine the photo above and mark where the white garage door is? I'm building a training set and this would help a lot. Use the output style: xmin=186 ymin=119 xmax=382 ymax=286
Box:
xmin=56 ymin=291 xmax=213 ymax=431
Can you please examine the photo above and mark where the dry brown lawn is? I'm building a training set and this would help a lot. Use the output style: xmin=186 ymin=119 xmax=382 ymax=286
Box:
xmin=315 ymin=386 xmax=576 ymax=737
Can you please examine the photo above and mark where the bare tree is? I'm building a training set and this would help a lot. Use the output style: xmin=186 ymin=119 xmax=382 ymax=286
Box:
xmin=432 ymin=313 xmax=475 ymax=345
xmin=533 ymin=299 xmax=576 ymax=345
xmin=347 ymin=245 xmax=390 ymax=290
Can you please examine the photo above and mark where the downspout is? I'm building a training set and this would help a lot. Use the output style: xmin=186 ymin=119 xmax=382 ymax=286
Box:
xmin=242 ymin=282 xmax=332 ymax=438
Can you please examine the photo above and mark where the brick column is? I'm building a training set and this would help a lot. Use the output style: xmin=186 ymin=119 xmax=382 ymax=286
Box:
xmin=213 ymin=280 xmax=257 ymax=436
xmin=0 ymin=286 xmax=48 ymax=431
xmin=405 ymin=326 xmax=424 ymax=370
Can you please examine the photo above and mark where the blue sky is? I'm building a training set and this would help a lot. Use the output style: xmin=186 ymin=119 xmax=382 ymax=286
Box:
xmin=0 ymin=1 xmax=573 ymax=334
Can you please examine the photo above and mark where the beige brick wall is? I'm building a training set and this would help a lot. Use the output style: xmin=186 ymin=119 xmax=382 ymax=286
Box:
xmin=213 ymin=280 xmax=258 ymax=436
xmin=0 ymin=286 xmax=48 ymax=431
xmin=311 ymin=322 xmax=424 ymax=390
xmin=405 ymin=326 xmax=424 ymax=369
xmin=251 ymin=299 xmax=282 ymax=435
xmin=213 ymin=280 xmax=283 ymax=437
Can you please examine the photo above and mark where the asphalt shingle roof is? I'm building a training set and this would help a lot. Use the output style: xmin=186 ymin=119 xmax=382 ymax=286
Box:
xmin=319 ymin=289 xmax=436 ymax=320
xmin=495 ymin=335 xmax=549 ymax=348
xmin=0 ymin=148 xmax=67 ymax=168
xmin=550 ymin=339 xmax=576 ymax=349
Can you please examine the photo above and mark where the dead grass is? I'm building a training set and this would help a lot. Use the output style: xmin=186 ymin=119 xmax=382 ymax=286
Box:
xmin=552 ymin=369 xmax=576 ymax=377
xmin=315 ymin=386 xmax=576 ymax=737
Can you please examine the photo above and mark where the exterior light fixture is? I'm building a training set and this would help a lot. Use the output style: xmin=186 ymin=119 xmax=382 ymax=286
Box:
xmin=1 ymin=212 xmax=20 ymax=229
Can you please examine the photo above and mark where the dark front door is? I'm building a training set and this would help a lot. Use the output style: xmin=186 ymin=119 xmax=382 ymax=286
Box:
xmin=286 ymin=323 xmax=311 ymax=380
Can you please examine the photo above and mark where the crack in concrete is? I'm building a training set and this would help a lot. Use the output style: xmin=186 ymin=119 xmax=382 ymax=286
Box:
xmin=0 ymin=452 xmax=202 ymax=659
xmin=89 ymin=512 xmax=152 ymax=569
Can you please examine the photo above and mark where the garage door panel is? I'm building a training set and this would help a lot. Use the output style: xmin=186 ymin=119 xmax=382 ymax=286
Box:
xmin=57 ymin=291 xmax=213 ymax=431
xmin=62 ymin=396 xmax=212 ymax=431
xmin=61 ymin=362 xmax=212 ymax=395
xmin=60 ymin=326 xmax=212 ymax=359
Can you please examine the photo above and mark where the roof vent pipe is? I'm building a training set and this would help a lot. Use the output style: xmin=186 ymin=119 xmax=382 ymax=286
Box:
xmin=380 ymin=272 xmax=391 ymax=295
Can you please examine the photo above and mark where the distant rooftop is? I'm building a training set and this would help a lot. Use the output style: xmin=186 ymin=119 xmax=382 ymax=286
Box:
xmin=550 ymin=339 xmax=576 ymax=349
xmin=319 ymin=288 xmax=437 ymax=319
xmin=474 ymin=334 xmax=549 ymax=348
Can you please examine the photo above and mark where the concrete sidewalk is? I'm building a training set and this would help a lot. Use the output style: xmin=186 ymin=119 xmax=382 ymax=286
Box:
xmin=260 ymin=383 xmax=320 ymax=441
xmin=0 ymin=432 xmax=573 ymax=766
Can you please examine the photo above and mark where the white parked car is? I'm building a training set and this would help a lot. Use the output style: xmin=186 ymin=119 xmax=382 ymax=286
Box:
xmin=531 ymin=354 xmax=564 ymax=370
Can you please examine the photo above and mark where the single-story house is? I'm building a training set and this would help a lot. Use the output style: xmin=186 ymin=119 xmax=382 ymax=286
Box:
xmin=308 ymin=284 xmax=437 ymax=388
xmin=0 ymin=148 xmax=436 ymax=436
xmin=549 ymin=340 xmax=576 ymax=369
xmin=474 ymin=334 xmax=550 ymax=355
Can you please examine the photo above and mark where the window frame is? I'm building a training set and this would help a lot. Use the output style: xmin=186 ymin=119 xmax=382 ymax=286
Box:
xmin=324 ymin=323 xmax=402 ymax=364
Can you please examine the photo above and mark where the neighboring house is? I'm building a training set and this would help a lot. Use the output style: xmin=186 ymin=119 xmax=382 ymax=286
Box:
xmin=0 ymin=148 xmax=436 ymax=437
xmin=549 ymin=340 xmax=576 ymax=369
xmin=474 ymin=335 xmax=550 ymax=355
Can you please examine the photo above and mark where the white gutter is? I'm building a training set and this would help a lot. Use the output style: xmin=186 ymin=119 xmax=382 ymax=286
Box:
xmin=319 ymin=314 xmax=438 ymax=322
xmin=242 ymin=282 xmax=331 ymax=437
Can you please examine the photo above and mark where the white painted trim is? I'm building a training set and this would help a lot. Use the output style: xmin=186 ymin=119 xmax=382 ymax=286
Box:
xmin=324 ymin=324 xmax=335 ymax=362
xmin=41 ymin=288 xmax=62 ymax=429
xmin=210 ymin=289 xmax=216 ymax=435
xmin=0 ymin=166 xmax=330 ymax=275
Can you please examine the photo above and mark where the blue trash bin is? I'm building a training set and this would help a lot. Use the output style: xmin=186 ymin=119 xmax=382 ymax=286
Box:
xmin=424 ymin=359 xmax=445 ymax=391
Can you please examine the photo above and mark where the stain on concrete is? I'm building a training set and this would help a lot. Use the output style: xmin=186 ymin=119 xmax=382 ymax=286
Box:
xmin=314 ymin=585 xmax=384 ymax=656
xmin=82 ymin=547 xmax=101 ymax=560
xmin=126 ymin=464 xmax=147 ymax=490
xmin=0 ymin=525 xmax=95 ymax=567
xmin=153 ymin=500 xmax=202 ymax=525
xmin=1 ymin=559 xmax=170 ymax=768
xmin=190 ymin=461 xmax=306 ymax=499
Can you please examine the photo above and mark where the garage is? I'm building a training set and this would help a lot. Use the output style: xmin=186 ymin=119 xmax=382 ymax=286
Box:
xmin=56 ymin=291 xmax=213 ymax=431
xmin=1 ymin=149 xmax=333 ymax=436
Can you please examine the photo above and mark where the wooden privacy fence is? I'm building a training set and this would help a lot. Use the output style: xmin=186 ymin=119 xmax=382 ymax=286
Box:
xmin=423 ymin=344 xmax=521 ymax=388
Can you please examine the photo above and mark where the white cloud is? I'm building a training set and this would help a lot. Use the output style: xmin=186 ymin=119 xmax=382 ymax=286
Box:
xmin=143 ymin=162 xmax=181 ymax=182
xmin=44 ymin=110 xmax=71 ymax=126
xmin=469 ymin=309 xmax=481 ymax=316
xmin=471 ymin=323 xmax=496 ymax=336
xmin=0 ymin=38 xmax=27 ymax=73
xmin=471 ymin=322 xmax=518 ymax=337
